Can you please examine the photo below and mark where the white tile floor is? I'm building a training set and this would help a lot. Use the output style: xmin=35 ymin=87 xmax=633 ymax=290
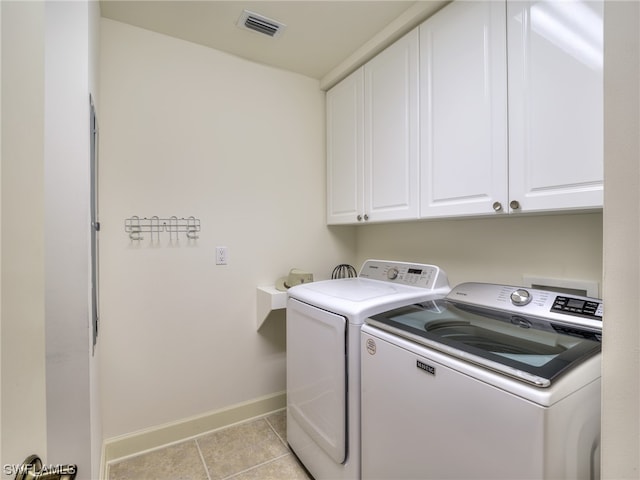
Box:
xmin=107 ymin=410 xmax=312 ymax=480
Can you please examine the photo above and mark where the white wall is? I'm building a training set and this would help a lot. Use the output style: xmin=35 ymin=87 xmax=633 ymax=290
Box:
xmin=1 ymin=0 xmax=3 ymax=466
xmin=44 ymin=0 xmax=92 ymax=471
xmin=356 ymin=213 xmax=603 ymax=290
xmin=99 ymin=18 xmax=355 ymax=439
xmin=602 ymin=2 xmax=640 ymax=477
xmin=88 ymin=3 xmax=102 ymax=478
xmin=44 ymin=2 xmax=100 ymax=478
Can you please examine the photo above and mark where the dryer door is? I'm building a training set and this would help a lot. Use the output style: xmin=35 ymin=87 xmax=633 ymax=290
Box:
xmin=287 ymin=298 xmax=347 ymax=464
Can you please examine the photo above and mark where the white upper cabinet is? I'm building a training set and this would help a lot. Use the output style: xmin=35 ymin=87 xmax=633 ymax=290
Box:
xmin=507 ymin=0 xmax=603 ymax=213
xmin=420 ymin=0 xmax=603 ymax=219
xmin=420 ymin=1 xmax=508 ymax=218
xmin=364 ymin=28 xmax=420 ymax=223
xmin=326 ymin=29 xmax=419 ymax=225
xmin=326 ymin=68 xmax=364 ymax=225
xmin=327 ymin=0 xmax=603 ymax=225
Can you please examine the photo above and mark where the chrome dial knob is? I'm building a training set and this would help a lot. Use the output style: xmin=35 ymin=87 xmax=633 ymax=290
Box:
xmin=387 ymin=267 xmax=399 ymax=280
xmin=510 ymin=288 xmax=532 ymax=306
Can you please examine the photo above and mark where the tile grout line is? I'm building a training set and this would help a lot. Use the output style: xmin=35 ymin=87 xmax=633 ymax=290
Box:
xmin=194 ymin=438 xmax=213 ymax=480
xmin=220 ymin=452 xmax=294 ymax=480
xmin=264 ymin=413 xmax=288 ymax=448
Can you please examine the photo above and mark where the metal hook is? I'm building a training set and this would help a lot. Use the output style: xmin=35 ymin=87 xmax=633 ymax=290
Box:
xmin=128 ymin=215 xmax=143 ymax=241
xmin=150 ymin=216 xmax=160 ymax=244
xmin=169 ymin=215 xmax=179 ymax=243
xmin=186 ymin=216 xmax=199 ymax=239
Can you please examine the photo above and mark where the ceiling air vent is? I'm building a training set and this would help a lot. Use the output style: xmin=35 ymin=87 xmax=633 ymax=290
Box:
xmin=236 ymin=10 xmax=286 ymax=38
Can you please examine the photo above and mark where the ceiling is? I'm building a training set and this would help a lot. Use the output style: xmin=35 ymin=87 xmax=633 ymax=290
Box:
xmin=99 ymin=1 xmax=447 ymax=85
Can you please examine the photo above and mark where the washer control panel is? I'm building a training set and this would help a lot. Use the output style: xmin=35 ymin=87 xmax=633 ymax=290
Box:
xmin=510 ymin=289 xmax=532 ymax=306
xmin=551 ymin=296 xmax=603 ymax=318
xmin=359 ymin=260 xmax=449 ymax=291
xmin=448 ymin=282 xmax=603 ymax=331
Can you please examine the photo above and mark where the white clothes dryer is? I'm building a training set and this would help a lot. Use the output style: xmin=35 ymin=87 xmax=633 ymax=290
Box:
xmin=286 ymin=260 xmax=449 ymax=480
xmin=361 ymin=282 xmax=603 ymax=480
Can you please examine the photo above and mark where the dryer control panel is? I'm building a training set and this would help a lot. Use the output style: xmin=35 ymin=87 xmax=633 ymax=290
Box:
xmin=359 ymin=260 xmax=449 ymax=291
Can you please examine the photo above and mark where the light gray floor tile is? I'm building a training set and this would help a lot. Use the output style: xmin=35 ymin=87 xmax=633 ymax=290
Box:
xmin=108 ymin=440 xmax=208 ymax=480
xmin=197 ymin=419 xmax=289 ymax=480
xmin=229 ymin=454 xmax=311 ymax=480
xmin=265 ymin=409 xmax=287 ymax=443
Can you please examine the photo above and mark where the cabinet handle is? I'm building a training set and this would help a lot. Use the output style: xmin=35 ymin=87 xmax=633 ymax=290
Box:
xmin=364 ymin=214 xmax=369 ymax=221
xmin=357 ymin=215 xmax=363 ymax=221
xmin=492 ymin=202 xmax=503 ymax=212
xmin=510 ymin=200 xmax=521 ymax=210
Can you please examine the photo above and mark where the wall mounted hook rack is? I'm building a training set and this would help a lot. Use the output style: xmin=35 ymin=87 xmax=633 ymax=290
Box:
xmin=124 ymin=216 xmax=200 ymax=241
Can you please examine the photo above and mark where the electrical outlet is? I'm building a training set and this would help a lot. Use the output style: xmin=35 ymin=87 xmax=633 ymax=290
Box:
xmin=215 ymin=246 xmax=228 ymax=265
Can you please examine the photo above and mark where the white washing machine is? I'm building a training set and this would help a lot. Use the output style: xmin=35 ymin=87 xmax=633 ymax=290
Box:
xmin=286 ymin=260 xmax=450 ymax=480
xmin=361 ymin=282 xmax=603 ymax=480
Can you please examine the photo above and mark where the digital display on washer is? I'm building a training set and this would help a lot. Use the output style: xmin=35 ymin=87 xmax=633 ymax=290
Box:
xmin=407 ymin=268 xmax=422 ymax=275
xmin=567 ymin=299 xmax=584 ymax=308
xmin=367 ymin=300 xmax=601 ymax=387
xmin=551 ymin=295 xmax=602 ymax=318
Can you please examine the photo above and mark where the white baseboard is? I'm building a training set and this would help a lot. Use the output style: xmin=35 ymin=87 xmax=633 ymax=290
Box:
xmin=101 ymin=391 xmax=286 ymax=479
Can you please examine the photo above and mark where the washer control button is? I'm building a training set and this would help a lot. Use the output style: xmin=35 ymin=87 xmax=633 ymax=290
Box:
xmin=387 ymin=267 xmax=399 ymax=280
xmin=510 ymin=289 xmax=532 ymax=306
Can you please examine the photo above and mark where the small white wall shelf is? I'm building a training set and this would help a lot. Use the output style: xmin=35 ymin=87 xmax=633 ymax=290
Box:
xmin=256 ymin=286 xmax=287 ymax=329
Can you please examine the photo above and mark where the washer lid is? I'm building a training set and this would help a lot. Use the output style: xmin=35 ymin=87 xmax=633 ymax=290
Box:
xmin=366 ymin=299 xmax=601 ymax=387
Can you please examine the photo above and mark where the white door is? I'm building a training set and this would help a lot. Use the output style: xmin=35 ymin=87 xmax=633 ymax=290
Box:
xmin=287 ymin=299 xmax=347 ymax=464
xmin=326 ymin=68 xmax=364 ymax=225
xmin=420 ymin=0 xmax=508 ymax=218
xmin=507 ymin=0 xmax=604 ymax=213
xmin=1 ymin=1 xmax=50 ymax=474
xmin=364 ymin=28 xmax=420 ymax=223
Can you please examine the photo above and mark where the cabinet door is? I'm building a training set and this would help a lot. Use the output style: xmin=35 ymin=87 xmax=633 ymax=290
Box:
xmin=364 ymin=28 xmax=420 ymax=222
xmin=507 ymin=0 xmax=603 ymax=213
xmin=420 ymin=1 xmax=508 ymax=218
xmin=326 ymin=68 xmax=364 ymax=225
